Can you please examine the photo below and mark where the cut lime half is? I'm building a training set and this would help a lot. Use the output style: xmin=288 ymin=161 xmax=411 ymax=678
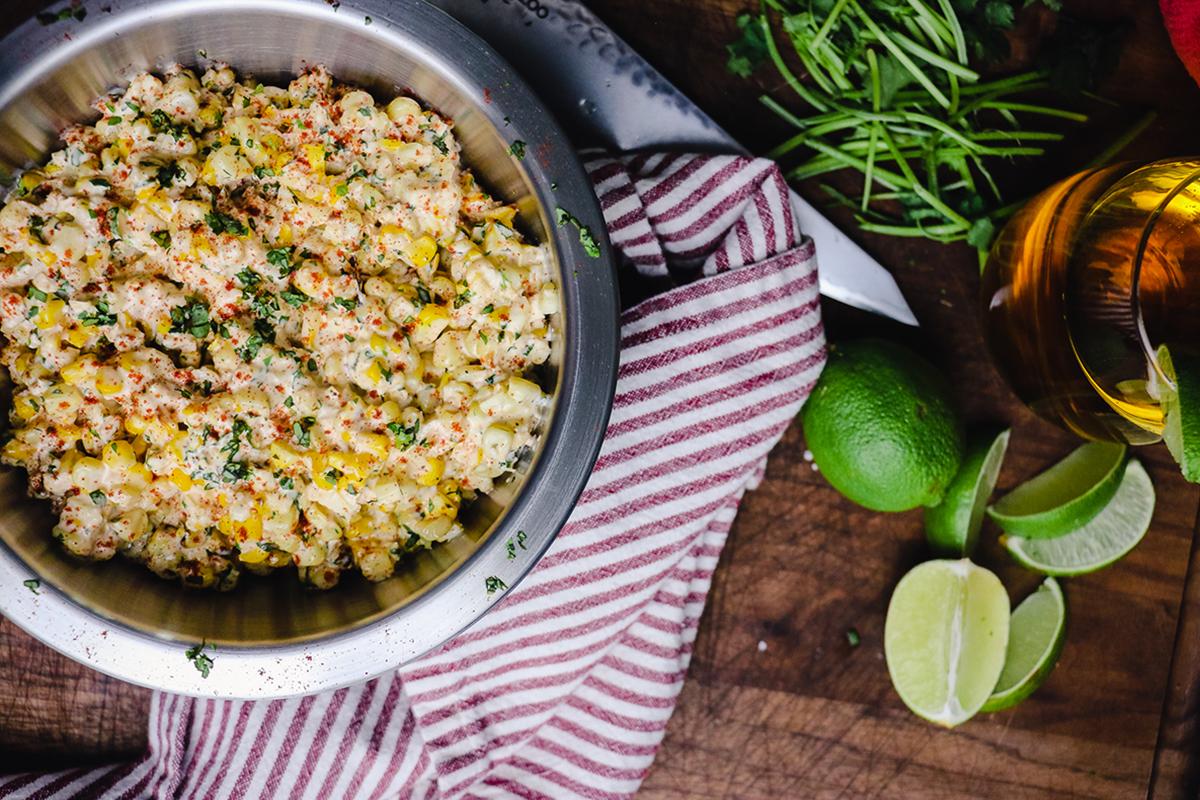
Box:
xmin=925 ymin=428 xmax=1010 ymax=557
xmin=1005 ymin=459 xmax=1155 ymax=576
xmin=884 ymin=559 xmax=1010 ymax=728
xmin=1156 ymin=344 xmax=1200 ymax=483
xmin=982 ymin=577 xmax=1066 ymax=712
xmin=986 ymin=441 xmax=1127 ymax=539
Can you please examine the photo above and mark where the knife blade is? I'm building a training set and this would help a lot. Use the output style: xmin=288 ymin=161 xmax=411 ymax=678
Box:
xmin=425 ymin=0 xmax=919 ymax=326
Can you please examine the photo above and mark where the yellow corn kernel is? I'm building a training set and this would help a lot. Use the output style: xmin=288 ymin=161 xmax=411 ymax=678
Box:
xmin=95 ymin=367 xmax=124 ymax=396
xmin=346 ymin=516 xmax=373 ymax=540
xmin=379 ymin=224 xmax=405 ymax=237
xmin=378 ymin=400 xmax=402 ymax=423
xmin=385 ymin=96 xmax=421 ymax=121
xmin=418 ymin=457 xmax=443 ymax=487
xmin=131 ymin=437 xmax=148 ymax=457
xmin=365 ymin=360 xmax=384 ymax=385
xmin=483 ymin=206 xmax=517 ymax=227
xmin=313 ymin=459 xmax=337 ymax=490
xmin=18 ymin=172 xmax=42 ymax=194
xmin=169 ymin=469 xmax=193 ymax=492
xmin=59 ymin=450 xmax=81 ymax=473
xmin=1 ymin=438 xmax=32 ymax=464
xmin=404 ymin=236 xmax=438 ymax=267
xmin=370 ymin=333 xmax=392 ymax=354
xmin=128 ymin=463 xmax=153 ymax=485
xmin=235 ymin=514 xmax=263 ymax=542
xmin=84 ymin=251 xmax=102 ymax=278
xmin=55 ymin=425 xmax=84 ymax=447
xmin=217 ymin=492 xmax=229 ymax=507
xmin=190 ymin=233 xmax=214 ymax=257
xmin=36 ymin=251 xmax=57 ymax=267
xmin=361 ymin=432 xmax=390 ymax=460
xmin=102 ymin=440 xmax=136 ymax=468
xmin=238 ymin=545 xmax=269 ymax=564
xmin=116 ymin=352 xmax=140 ymax=371
xmin=217 ymin=516 xmax=232 ymax=535
xmin=12 ymin=393 xmax=38 ymax=422
xmin=380 ymin=138 xmax=407 ymax=151
xmin=269 ymin=441 xmax=303 ymax=467
xmin=303 ymin=144 xmax=325 ymax=175
xmin=278 ymin=224 xmax=293 ymax=246
xmin=417 ymin=304 xmax=450 ymax=326
xmin=198 ymin=102 xmax=223 ymax=127
xmin=35 ymin=299 xmax=65 ymax=330
xmin=65 ymin=326 xmax=91 ymax=348
xmin=60 ymin=357 xmax=96 ymax=386
xmin=123 ymin=415 xmax=148 ymax=435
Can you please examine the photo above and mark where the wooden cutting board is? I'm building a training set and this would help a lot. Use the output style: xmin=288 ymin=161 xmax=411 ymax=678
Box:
xmin=5 ymin=0 xmax=1200 ymax=797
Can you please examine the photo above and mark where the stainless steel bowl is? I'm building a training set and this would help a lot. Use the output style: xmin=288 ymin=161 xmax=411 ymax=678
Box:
xmin=0 ymin=0 xmax=618 ymax=698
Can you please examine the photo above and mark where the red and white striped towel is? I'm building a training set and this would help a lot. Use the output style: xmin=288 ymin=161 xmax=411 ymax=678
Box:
xmin=1 ymin=153 xmax=825 ymax=800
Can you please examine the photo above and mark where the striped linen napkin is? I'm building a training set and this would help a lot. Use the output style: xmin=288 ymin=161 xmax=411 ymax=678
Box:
xmin=1 ymin=152 xmax=825 ymax=800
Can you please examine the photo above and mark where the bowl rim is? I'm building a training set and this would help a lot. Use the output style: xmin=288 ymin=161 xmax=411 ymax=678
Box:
xmin=0 ymin=0 xmax=619 ymax=698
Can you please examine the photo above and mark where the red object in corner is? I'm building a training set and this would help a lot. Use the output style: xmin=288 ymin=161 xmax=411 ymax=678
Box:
xmin=1162 ymin=0 xmax=1200 ymax=86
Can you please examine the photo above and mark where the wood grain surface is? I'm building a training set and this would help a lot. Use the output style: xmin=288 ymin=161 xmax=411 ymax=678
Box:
xmin=3 ymin=0 xmax=1200 ymax=797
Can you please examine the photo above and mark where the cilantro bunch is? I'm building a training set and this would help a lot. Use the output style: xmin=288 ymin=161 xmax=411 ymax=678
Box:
xmin=728 ymin=0 xmax=1113 ymax=250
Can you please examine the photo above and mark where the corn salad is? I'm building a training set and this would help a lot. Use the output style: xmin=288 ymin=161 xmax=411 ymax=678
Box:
xmin=0 ymin=66 xmax=556 ymax=589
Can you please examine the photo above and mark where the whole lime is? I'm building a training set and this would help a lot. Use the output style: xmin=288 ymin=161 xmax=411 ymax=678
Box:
xmin=802 ymin=339 xmax=964 ymax=512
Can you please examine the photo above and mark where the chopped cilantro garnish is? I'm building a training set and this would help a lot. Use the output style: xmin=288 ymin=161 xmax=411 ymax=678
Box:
xmin=555 ymin=207 xmax=601 ymax=258
xmin=23 ymin=578 xmax=40 ymax=594
xmin=332 ymin=296 xmax=357 ymax=311
xmin=185 ymin=641 xmax=214 ymax=678
xmin=453 ymin=288 xmax=473 ymax=309
xmin=281 ymin=288 xmax=308 ymax=307
xmin=150 ymin=230 xmax=171 ymax=249
xmin=89 ymin=177 xmax=111 ymax=188
xmin=253 ymin=165 xmax=275 ymax=179
xmin=221 ymin=460 xmax=250 ymax=482
xmin=386 ymin=420 xmax=419 ymax=450
xmin=279 ymin=475 xmax=295 ymax=490
xmin=89 ymin=489 xmax=106 ymax=505
xmin=156 ymin=162 xmax=185 ymax=188
xmin=293 ymin=417 xmax=316 ymax=448
xmin=482 ymin=304 xmax=494 ymax=314
xmin=414 ymin=284 xmax=432 ymax=307
xmin=236 ymin=268 xmax=261 ymax=288
xmin=205 ymin=209 xmax=248 ymax=236
xmin=169 ymin=298 xmax=210 ymax=338
xmin=485 ymin=575 xmax=507 ymax=595
xmin=517 ymin=530 xmax=528 ymax=549
xmin=431 ymin=132 xmax=449 ymax=155
xmin=79 ymin=299 xmax=117 ymax=327
xmin=26 ymin=286 xmax=47 ymax=302
xmin=27 ymin=215 xmax=48 ymax=245
xmin=508 ymin=140 xmax=526 ymax=159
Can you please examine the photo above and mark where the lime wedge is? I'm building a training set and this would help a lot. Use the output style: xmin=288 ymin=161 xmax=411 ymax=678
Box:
xmin=884 ymin=559 xmax=1010 ymax=728
xmin=981 ymin=577 xmax=1066 ymax=712
xmin=986 ymin=441 xmax=1127 ymax=539
xmin=925 ymin=428 xmax=1010 ymax=557
xmin=1156 ymin=344 xmax=1200 ymax=482
xmin=1004 ymin=459 xmax=1155 ymax=576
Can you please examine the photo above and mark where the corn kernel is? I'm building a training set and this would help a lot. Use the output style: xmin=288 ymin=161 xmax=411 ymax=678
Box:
xmin=35 ymin=299 xmax=65 ymax=330
xmin=417 ymin=304 xmax=450 ymax=326
xmin=102 ymin=440 xmax=136 ymax=468
xmin=303 ymin=143 xmax=325 ymax=175
xmin=238 ymin=545 xmax=269 ymax=564
xmin=404 ymin=235 xmax=438 ymax=267
xmin=95 ymin=367 xmax=124 ymax=395
xmin=60 ymin=357 xmax=97 ymax=386
xmin=123 ymin=415 xmax=147 ymax=436
xmin=270 ymin=441 xmax=303 ymax=466
xmin=12 ymin=393 xmax=38 ymax=422
xmin=418 ymin=457 xmax=443 ymax=487
xmin=370 ymin=334 xmax=391 ymax=354
xmin=64 ymin=326 xmax=91 ymax=348
xmin=1 ymin=438 xmax=32 ymax=464
xmin=483 ymin=206 xmax=517 ymax=227
xmin=234 ymin=514 xmax=262 ymax=542
xmin=278 ymin=224 xmax=293 ymax=246
xmin=169 ymin=469 xmax=193 ymax=492
xmin=361 ymin=432 xmax=390 ymax=460
xmin=128 ymin=463 xmax=153 ymax=485
xmin=378 ymin=400 xmax=402 ymax=422
xmin=385 ymin=96 xmax=421 ymax=121
xmin=365 ymin=360 xmax=384 ymax=385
